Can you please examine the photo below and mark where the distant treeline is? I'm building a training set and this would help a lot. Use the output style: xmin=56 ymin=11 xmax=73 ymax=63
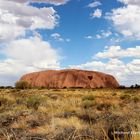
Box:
xmin=0 ymin=86 xmax=14 ymax=89
xmin=0 ymin=84 xmax=140 ymax=89
xmin=118 ymin=84 xmax=140 ymax=89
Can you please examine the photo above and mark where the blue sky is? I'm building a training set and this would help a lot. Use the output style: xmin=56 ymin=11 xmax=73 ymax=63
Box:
xmin=38 ymin=0 xmax=122 ymax=65
xmin=0 ymin=0 xmax=140 ymax=86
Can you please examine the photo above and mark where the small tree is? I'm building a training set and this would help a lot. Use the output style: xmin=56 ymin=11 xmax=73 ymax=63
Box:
xmin=15 ymin=80 xmax=31 ymax=89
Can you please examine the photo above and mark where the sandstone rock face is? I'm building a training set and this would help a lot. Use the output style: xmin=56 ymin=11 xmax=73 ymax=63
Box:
xmin=20 ymin=69 xmax=119 ymax=88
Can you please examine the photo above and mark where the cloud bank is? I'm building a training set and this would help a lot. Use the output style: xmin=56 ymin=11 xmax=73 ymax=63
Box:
xmin=0 ymin=0 xmax=61 ymax=85
xmin=107 ymin=0 xmax=140 ymax=39
xmin=7 ymin=0 xmax=69 ymax=5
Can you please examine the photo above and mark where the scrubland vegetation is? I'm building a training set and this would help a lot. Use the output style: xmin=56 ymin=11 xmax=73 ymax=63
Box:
xmin=0 ymin=88 xmax=140 ymax=140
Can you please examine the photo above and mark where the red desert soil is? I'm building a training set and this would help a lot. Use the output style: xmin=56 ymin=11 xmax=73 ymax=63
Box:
xmin=20 ymin=69 xmax=119 ymax=88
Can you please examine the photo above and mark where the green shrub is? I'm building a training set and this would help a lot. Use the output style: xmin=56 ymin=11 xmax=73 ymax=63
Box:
xmin=82 ymin=95 xmax=95 ymax=101
xmin=82 ymin=100 xmax=95 ymax=109
xmin=26 ymin=97 xmax=40 ymax=110
xmin=96 ymin=103 xmax=112 ymax=111
xmin=120 ymin=94 xmax=131 ymax=100
xmin=0 ymin=97 xmax=8 ymax=106
xmin=16 ymin=98 xmax=25 ymax=105
xmin=133 ymin=96 xmax=140 ymax=103
xmin=112 ymin=92 xmax=117 ymax=96
xmin=0 ymin=97 xmax=15 ymax=109
xmin=15 ymin=81 xmax=31 ymax=89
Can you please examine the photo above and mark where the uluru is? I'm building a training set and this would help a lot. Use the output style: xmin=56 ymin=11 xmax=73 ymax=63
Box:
xmin=20 ymin=69 xmax=119 ymax=88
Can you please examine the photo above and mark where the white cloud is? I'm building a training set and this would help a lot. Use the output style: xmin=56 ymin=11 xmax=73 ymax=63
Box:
xmin=0 ymin=0 xmax=58 ymax=42
xmin=0 ymin=0 xmax=62 ymax=86
xmin=66 ymin=38 xmax=71 ymax=42
xmin=85 ymin=31 xmax=112 ymax=40
xmin=0 ymin=36 xmax=60 ymax=86
xmin=51 ymin=33 xmax=70 ymax=42
xmin=85 ymin=36 xmax=93 ymax=39
xmin=51 ymin=33 xmax=64 ymax=42
xmin=95 ymin=46 xmax=140 ymax=59
xmin=91 ymin=9 xmax=102 ymax=18
xmin=96 ymin=30 xmax=112 ymax=39
xmin=107 ymin=1 xmax=140 ymax=40
xmin=87 ymin=1 xmax=102 ymax=8
xmin=127 ymin=59 xmax=140 ymax=74
xmin=118 ymin=0 xmax=140 ymax=6
xmin=7 ymin=0 xmax=70 ymax=5
xmin=69 ymin=61 xmax=105 ymax=70
xmin=0 ymin=23 xmax=25 ymax=42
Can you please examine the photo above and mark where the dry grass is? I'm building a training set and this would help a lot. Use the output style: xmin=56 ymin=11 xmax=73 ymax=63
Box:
xmin=0 ymin=88 xmax=140 ymax=140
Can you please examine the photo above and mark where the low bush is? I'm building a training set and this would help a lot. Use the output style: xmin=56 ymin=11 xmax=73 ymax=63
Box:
xmin=54 ymin=126 xmax=76 ymax=140
xmin=77 ymin=112 xmax=96 ymax=124
xmin=82 ymin=100 xmax=95 ymax=109
xmin=132 ymin=96 xmax=140 ymax=103
xmin=112 ymin=92 xmax=117 ymax=96
xmin=120 ymin=94 xmax=131 ymax=100
xmin=15 ymin=81 xmax=31 ymax=89
xmin=96 ymin=103 xmax=112 ymax=111
xmin=62 ymin=107 xmax=76 ymax=118
xmin=16 ymin=98 xmax=25 ymax=105
xmin=26 ymin=97 xmax=40 ymax=110
xmin=0 ymin=97 xmax=15 ymax=106
xmin=82 ymin=95 xmax=95 ymax=101
xmin=0 ymin=97 xmax=8 ymax=107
